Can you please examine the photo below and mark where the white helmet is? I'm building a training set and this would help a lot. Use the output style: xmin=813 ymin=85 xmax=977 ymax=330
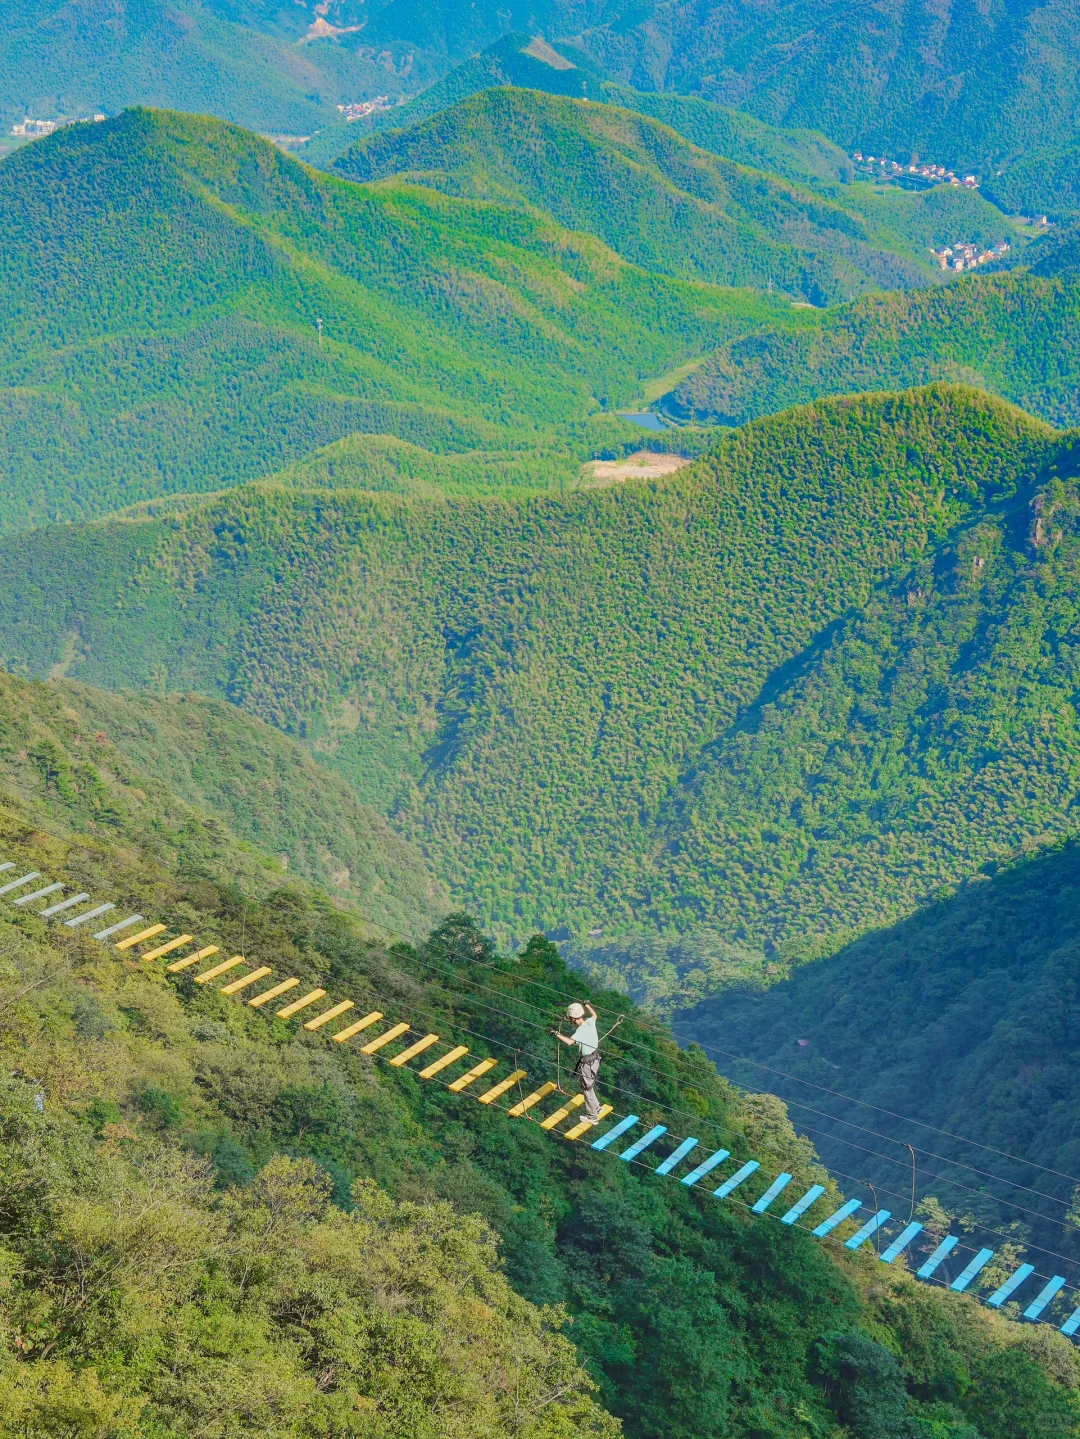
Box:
xmin=566 ymin=1002 xmax=585 ymax=1020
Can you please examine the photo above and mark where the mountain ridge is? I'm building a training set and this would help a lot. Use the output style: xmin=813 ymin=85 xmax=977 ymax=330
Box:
xmin=0 ymin=104 xmax=769 ymax=529
xmin=0 ymin=384 xmax=1068 ymax=965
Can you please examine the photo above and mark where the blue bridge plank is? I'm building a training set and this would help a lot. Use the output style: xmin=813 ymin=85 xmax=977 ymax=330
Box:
xmin=846 ymin=1210 xmax=891 ymax=1250
xmin=714 ymin=1160 xmax=760 ymax=1199
xmin=592 ymin=1115 xmax=639 ymax=1151
xmin=813 ymin=1198 xmax=861 ymax=1238
xmin=917 ymin=1235 xmax=959 ymax=1279
xmin=655 ymin=1136 xmax=698 ymax=1176
xmin=987 ymin=1264 xmax=1035 ymax=1308
xmin=880 ymin=1222 xmax=923 ymax=1264
xmin=780 ymin=1184 xmax=825 ymax=1225
xmin=620 ymin=1125 xmax=667 ymax=1162
xmin=950 ymin=1248 xmax=994 ymax=1292
xmin=1024 ymin=1276 xmax=1067 ymax=1321
xmin=752 ymin=1173 xmax=792 ymax=1214
xmin=680 ymin=1148 xmax=730 ymax=1187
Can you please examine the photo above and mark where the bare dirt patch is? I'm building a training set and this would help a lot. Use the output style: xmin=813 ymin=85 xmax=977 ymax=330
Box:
xmin=583 ymin=451 xmax=692 ymax=486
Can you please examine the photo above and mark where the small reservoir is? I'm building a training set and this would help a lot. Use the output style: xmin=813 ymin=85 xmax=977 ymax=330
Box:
xmin=619 ymin=411 xmax=668 ymax=431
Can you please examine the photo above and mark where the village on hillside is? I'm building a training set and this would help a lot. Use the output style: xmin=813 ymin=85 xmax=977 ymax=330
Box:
xmin=932 ymin=239 xmax=1012 ymax=270
xmin=10 ymin=113 xmax=106 ymax=138
xmin=337 ymin=97 xmax=390 ymax=121
xmin=852 ymin=152 xmax=979 ymax=189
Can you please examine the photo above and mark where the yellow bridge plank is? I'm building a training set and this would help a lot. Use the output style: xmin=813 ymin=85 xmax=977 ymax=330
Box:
xmin=304 ymin=999 xmax=355 ymax=1031
xmin=248 ymin=977 xmax=300 ymax=1008
xmin=115 ymin=924 xmax=167 ymax=951
xmin=389 ymin=1033 xmax=440 ymax=1067
xmin=221 ymin=966 xmax=272 ymax=995
xmin=540 ymin=1094 xmax=584 ymax=1130
xmin=509 ymin=1082 xmax=558 ymax=1117
xmin=565 ymin=1104 xmax=613 ymax=1141
xmin=167 ymin=945 xmax=219 ymax=973
xmin=194 ymin=955 xmax=246 ymax=985
xmin=448 ymin=1058 xmax=497 ymax=1092
xmin=419 ymin=1045 xmax=469 ymax=1078
xmin=140 ymin=934 xmax=194 ymax=962
xmin=478 ymin=1069 xmax=527 ymax=1106
xmin=276 ymin=988 xmax=327 ymax=1018
xmin=332 ymin=1011 xmax=383 ymax=1043
xmin=360 ymin=1021 xmax=410 ymax=1054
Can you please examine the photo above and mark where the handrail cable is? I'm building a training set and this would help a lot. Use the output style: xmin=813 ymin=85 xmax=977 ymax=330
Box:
xmin=397 ymin=979 xmax=1080 ymax=1263
xmin=408 ymin=947 xmax=1080 ymax=1232
xmin=415 ymin=938 xmax=1080 ymax=1189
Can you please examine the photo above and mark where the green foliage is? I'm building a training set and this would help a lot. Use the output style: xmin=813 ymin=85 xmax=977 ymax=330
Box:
xmin=0 ymin=385 xmax=1066 ymax=957
xmin=664 ymin=267 xmax=1080 ymax=429
xmin=0 ymin=0 xmax=411 ymax=135
xmin=336 ymin=87 xmax=1012 ymax=300
xmin=0 ymin=105 xmax=768 ymax=529
xmin=813 ymin=1332 xmax=914 ymax=1439
xmin=986 ymin=145 xmax=1080 ymax=219
xmin=0 ymin=700 xmax=1074 ymax=1437
xmin=568 ymin=0 xmax=1080 ymax=213
xmin=0 ymin=670 xmax=445 ymax=939
xmin=680 ymin=830 xmax=1080 ymax=1251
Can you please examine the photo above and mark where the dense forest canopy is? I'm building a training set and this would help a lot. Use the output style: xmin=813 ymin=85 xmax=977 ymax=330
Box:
xmin=675 ymin=833 xmax=1080 ymax=1256
xmin=0 ymin=664 xmax=1077 ymax=1438
xmin=1 ymin=385 xmax=1074 ymax=967
xmin=335 ymin=87 xmax=1013 ymax=298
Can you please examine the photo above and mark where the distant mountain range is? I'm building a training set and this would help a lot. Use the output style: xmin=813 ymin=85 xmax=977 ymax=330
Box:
xmin=0 ymin=105 xmax=770 ymax=527
xmin=6 ymin=3 xmax=1080 ymax=216
xmin=661 ymin=238 xmax=1080 ymax=430
xmin=2 ymin=382 xmax=1070 ymax=964
xmin=336 ymin=86 xmax=1013 ymax=299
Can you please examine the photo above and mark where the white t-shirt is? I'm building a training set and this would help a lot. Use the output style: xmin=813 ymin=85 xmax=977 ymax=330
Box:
xmin=571 ymin=1017 xmax=599 ymax=1056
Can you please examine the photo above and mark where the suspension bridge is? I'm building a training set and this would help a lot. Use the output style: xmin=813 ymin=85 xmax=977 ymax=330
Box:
xmin=3 ymin=854 xmax=1079 ymax=1337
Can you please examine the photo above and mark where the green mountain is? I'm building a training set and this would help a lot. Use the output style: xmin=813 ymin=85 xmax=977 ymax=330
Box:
xmin=663 ymin=262 xmax=1080 ymax=430
xmin=2 ymin=385 xmax=1073 ymax=963
xmin=569 ymin=0 xmax=1080 ymax=213
xmin=310 ymin=30 xmax=856 ymax=192
xmin=0 ymin=0 xmax=416 ymax=136
xmin=47 ymin=680 xmax=448 ymax=937
xmin=300 ymin=30 xmax=612 ymax=165
xmin=0 ymin=106 xmax=774 ymax=530
xmin=335 ymin=87 xmax=1015 ymax=298
xmin=0 ymin=662 xmax=1075 ymax=1438
xmin=675 ymin=832 xmax=1080 ymax=1255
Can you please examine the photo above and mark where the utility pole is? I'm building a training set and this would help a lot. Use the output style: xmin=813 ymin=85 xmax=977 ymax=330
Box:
xmin=316 ymin=317 xmax=323 ymax=350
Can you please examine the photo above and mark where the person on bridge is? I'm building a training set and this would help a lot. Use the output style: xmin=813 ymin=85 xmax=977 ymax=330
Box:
xmin=553 ymin=1000 xmax=602 ymax=1125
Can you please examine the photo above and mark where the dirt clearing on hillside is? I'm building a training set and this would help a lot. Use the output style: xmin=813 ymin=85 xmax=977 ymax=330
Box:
xmin=583 ymin=451 xmax=692 ymax=485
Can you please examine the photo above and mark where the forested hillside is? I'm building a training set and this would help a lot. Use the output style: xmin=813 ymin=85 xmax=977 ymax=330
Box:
xmin=567 ymin=0 xmax=1080 ymax=214
xmin=1 ymin=385 xmax=1073 ymax=963
xmin=301 ymin=31 xmax=613 ymax=163
xmin=309 ymin=29 xmax=852 ymax=192
xmin=677 ymin=833 xmax=1080 ymax=1257
xmin=0 ymin=0 xmax=413 ymax=135
xmin=0 ymin=106 xmax=776 ymax=529
xmin=664 ymin=266 xmax=1080 ymax=430
xmin=337 ymin=88 xmax=1010 ymax=297
xmin=47 ymin=681 xmax=448 ymax=936
xmin=0 ymin=663 xmax=1076 ymax=1438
